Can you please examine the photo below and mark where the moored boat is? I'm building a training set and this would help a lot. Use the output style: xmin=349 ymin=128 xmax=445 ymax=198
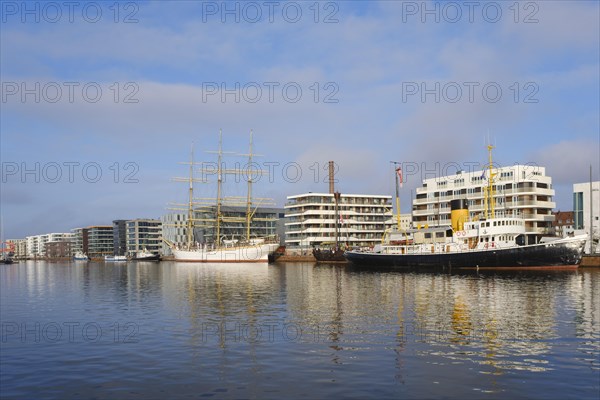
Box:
xmin=164 ymin=131 xmax=279 ymax=263
xmin=73 ymin=251 xmax=89 ymax=261
xmin=131 ymin=249 xmax=161 ymax=261
xmin=345 ymin=145 xmax=587 ymax=269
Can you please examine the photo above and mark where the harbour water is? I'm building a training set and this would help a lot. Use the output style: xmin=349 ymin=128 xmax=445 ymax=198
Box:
xmin=1 ymin=261 xmax=599 ymax=399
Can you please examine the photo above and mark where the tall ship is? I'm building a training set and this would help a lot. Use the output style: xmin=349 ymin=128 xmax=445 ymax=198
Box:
xmin=345 ymin=146 xmax=587 ymax=268
xmin=163 ymin=131 xmax=279 ymax=263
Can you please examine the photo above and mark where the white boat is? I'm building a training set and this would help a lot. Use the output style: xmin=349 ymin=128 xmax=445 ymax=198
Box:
xmin=73 ymin=251 xmax=89 ymax=261
xmin=164 ymin=131 xmax=279 ymax=263
xmin=131 ymin=249 xmax=161 ymax=261
xmin=104 ymin=255 xmax=127 ymax=262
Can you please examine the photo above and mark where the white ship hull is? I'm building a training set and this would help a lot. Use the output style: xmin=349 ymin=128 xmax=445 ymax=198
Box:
xmin=171 ymin=243 xmax=279 ymax=263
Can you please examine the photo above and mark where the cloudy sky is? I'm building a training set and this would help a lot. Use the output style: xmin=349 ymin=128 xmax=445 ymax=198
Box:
xmin=1 ymin=0 xmax=599 ymax=238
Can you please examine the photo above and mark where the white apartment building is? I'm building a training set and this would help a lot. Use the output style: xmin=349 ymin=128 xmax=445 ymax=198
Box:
xmin=25 ymin=232 xmax=74 ymax=257
xmin=573 ymin=181 xmax=600 ymax=253
xmin=126 ymin=219 xmax=162 ymax=256
xmin=285 ymin=193 xmax=393 ymax=249
xmin=412 ymin=164 xmax=555 ymax=243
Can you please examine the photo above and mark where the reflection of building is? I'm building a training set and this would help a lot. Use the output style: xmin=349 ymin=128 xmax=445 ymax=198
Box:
xmin=285 ymin=193 xmax=392 ymax=249
xmin=87 ymin=226 xmax=114 ymax=258
xmin=573 ymin=181 xmax=600 ymax=253
xmin=113 ymin=220 xmax=127 ymax=256
xmin=552 ymin=211 xmax=575 ymax=238
xmin=126 ymin=219 xmax=162 ymax=256
xmin=413 ymin=165 xmax=556 ymax=242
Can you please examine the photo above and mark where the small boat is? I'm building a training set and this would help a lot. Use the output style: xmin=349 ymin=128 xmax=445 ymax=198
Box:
xmin=0 ymin=255 xmax=14 ymax=264
xmin=313 ymin=247 xmax=347 ymax=263
xmin=104 ymin=255 xmax=127 ymax=262
xmin=131 ymin=249 xmax=161 ymax=261
xmin=73 ymin=251 xmax=89 ymax=261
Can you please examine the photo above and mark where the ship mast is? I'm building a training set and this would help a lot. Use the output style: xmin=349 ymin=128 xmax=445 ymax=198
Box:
xmin=186 ymin=144 xmax=195 ymax=249
xmin=391 ymin=161 xmax=402 ymax=230
xmin=216 ymin=129 xmax=223 ymax=247
xmin=484 ymin=144 xmax=496 ymax=220
xmin=246 ymin=131 xmax=254 ymax=241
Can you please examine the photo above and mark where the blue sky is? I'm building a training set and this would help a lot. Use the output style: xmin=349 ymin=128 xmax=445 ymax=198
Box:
xmin=1 ymin=0 xmax=599 ymax=238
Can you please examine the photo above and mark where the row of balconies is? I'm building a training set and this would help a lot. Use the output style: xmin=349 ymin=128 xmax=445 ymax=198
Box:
xmin=414 ymin=188 xmax=555 ymax=204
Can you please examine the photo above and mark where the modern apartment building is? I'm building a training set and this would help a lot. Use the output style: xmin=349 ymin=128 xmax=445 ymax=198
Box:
xmin=126 ymin=219 xmax=162 ymax=256
xmin=161 ymin=212 xmax=187 ymax=255
xmin=71 ymin=227 xmax=89 ymax=255
xmin=573 ymin=181 xmax=600 ymax=253
xmin=113 ymin=220 xmax=128 ymax=256
xmin=87 ymin=226 xmax=114 ymax=258
xmin=285 ymin=193 xmax=393 ymax=249
xmin=25 ymin=232 xmax=74 ymax=258
xmin=412 ymin=164 xmax=556 ymax=243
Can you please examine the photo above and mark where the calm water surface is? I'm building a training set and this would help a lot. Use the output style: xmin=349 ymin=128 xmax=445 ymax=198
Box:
xmin=1 ymin=261 xmax=598 ymax=399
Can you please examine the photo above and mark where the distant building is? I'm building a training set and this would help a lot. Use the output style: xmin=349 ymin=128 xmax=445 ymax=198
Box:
xmin=71 ymin=227 xmax=89 ymax=256
xmin=552 ymin=211 xmax=575 ymax=238
xmin=573 ymin=181 xmax=600 ymax=253
xmin=46 ymin=241 xmax=72 ymax=258
xmin=87 ymin=226 xmax=114 ymax=258
xmin=6 ymin=239 xmax=26 ymax=260
xmin=113 ymin=220 xmax=127 ymax=256
xmin=412 ymin=165 xmax=556 ymax=244
xmin=285 ymin=193 xmax=393 ymax=250
xmin=25 ymin=232 xmax=73 ymax=258
xmin=126 ymin=219 xmax=162 ymax=256
xmin=161 ymin=212 xmax=187 ymax=256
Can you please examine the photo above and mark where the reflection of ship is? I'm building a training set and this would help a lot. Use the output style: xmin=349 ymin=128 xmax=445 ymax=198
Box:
xmin=345 ymin=146 xmax=586 ymax=268
xmin=73 ymin=251 xmax=89 ymax=261
xmin=131 ymin=249 xmax=160 ymax=261
xmin=105 ymin=255 xmax=127 ymax=262
xmin=164 ymin=131 xmax=279 ymax=263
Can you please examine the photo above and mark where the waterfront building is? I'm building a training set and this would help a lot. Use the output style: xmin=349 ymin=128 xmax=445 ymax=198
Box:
xmin=126 ymin=219 xmax=162 ymax=256
xmin=46 ymin=241 xmax=72 ymax=258
xmin=552 ymin=211 xmax=575 ymax=238
xmin=285 ymin=193 xmax=393 ymax=250
xmin=71 ymin=227 xmax=89 ymax=256
xmin=87 ymin=226 xmax=114 ymax=258
xmin=25 ymin=232 xmax=74 ymax=258
xmin=412 ymin=165 xmax=556 ymax=244
xmin=573 ymin=181 xmax=600 ymax=253
xmin=5 ymin=239 xmax=26 ymax=259
xmin=160 ymin=212 xmax=187 ymax=256
xmin=113 ymin=220 xmax=128 ymax=256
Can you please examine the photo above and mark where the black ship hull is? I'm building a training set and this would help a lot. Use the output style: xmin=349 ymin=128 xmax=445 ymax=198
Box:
xmin=345 ymin=240 xmax=585 ymax=269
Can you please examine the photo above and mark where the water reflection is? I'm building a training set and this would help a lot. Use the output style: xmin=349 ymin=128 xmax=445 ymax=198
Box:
xmin=1 ymin=262 xmax=598 ymax=399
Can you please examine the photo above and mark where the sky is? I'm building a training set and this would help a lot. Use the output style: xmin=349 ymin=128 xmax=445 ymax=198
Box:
xmin=1 ymin=0 xmax=599 ymax=239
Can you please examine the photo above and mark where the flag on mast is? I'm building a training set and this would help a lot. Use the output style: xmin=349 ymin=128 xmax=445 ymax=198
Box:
xmin=396 ymin=167 xmax=403 ymax=188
